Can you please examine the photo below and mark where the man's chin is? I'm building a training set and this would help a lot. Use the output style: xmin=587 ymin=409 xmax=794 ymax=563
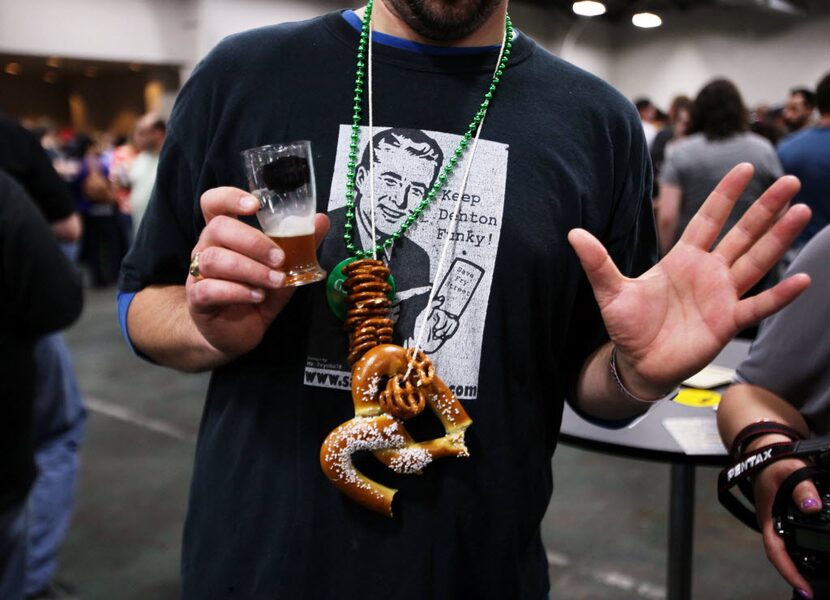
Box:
xmin=381 ymin=0 xmax=502 ymax=42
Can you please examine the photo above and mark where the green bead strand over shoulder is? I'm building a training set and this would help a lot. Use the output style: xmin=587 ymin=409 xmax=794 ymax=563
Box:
xmin=343 ymin=0 xmax=513 ymax=258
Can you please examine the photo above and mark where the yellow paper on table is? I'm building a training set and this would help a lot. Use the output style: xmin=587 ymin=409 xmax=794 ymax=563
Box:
xmin=674 ymin=388 xmax=721 ymax=408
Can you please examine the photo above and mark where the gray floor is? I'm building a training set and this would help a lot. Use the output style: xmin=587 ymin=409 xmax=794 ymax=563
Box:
xmin=57 ymin=286 xmax=790 ymax=599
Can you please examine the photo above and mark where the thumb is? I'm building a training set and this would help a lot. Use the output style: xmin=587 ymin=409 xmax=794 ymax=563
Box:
xmin=793 ymin=479 xmax=822 ymax=515
xmin=567 ymin=228 xmax=624 ymax=304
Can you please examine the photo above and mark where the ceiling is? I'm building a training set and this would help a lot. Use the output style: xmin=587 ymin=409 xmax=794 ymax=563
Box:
xmin=523 ymin=0 xmax=813 ymax=21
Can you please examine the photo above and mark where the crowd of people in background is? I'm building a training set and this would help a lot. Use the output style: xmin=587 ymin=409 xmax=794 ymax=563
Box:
xmin=26 ymin=114 xmax=166 ymax=288
xmin=0 ymin=110 xmax=164 ymax=600
xmin=636 ymin=72 xmax=829 ymax=269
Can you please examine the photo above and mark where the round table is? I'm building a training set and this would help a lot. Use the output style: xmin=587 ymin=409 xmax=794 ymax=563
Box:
xmin=559 ymin=339 xmax=751 ymax=600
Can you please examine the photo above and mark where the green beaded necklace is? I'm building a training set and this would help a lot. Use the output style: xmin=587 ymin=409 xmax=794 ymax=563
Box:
xmin=342 ymin=0 xmax=514 ymax=258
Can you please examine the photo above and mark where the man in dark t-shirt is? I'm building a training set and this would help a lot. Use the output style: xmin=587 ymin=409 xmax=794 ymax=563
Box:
xmin=118 ymin=3 xmax=811 ymax=598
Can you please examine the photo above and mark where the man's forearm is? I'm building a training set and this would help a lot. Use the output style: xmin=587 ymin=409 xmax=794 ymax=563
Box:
xmin=573 ymin=342 xmax=671 ymax=420
xmin=127 ymin=285 xmax=232 ymax=372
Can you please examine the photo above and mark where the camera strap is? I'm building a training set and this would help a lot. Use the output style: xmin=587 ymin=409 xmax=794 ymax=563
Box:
xmin=717 ymin=423 xmax=830 ymax=532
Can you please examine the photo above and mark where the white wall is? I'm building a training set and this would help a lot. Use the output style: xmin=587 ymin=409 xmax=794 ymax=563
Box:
xmin=508 ymin=3 xmax=615 ymax=82
xmin=609 ymin=5 xmax=830 ymax=108
xmin=192 ymin=0 xmax=349 ymax=59
xmin=0 ymin=0 xmax=195 ymax=65
xmin=1 ymin=0 xmax=827 ymax=110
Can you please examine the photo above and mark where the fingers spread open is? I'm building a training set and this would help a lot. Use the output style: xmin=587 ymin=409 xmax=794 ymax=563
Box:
xmin=678 ymin=163 xmax=754 ymax=251
xmin=714 ymin=175 xmax=802 ymax=266
xmin=567 ymin=228 xmax=623 ymax=304
xmin=730 ymin=203 xmax=811 ymax=296
xmin=196 ymin=246 xmax=285 ymax=290
xmin=199 ymin=215 xmax=284 ymax=269
xmin=187 ymin=278 xmax=266 ymax=313
xmin=200 ymin=186 xmax=260 ymax=223
xmin=734 ymin=273 xmax=810 ymax=331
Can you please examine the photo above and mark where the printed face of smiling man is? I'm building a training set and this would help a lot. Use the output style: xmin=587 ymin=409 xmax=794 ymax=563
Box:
xmin=354 ymin=129 xmax=443 ymax=240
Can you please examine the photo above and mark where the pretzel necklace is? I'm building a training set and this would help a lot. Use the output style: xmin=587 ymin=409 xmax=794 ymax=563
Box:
xmin=319 ymin=259 xmax=472 ymax=517
xmin=318 ymin=0 xmax=513 ymax=516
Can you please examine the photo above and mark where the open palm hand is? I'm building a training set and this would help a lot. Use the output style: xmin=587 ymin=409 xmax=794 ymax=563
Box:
xmin=569 ymin=163 xmax=811 ymax=395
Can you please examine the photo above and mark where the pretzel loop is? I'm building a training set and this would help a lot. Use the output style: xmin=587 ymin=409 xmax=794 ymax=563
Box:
xmin=320 ymin=344 xmax=472 ymax=516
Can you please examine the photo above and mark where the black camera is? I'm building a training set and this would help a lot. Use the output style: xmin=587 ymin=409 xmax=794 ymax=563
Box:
xmin=773 ymin=467 xmax=830 ymax=581
xmin=719 ymin=431 xmax=830 ymax=585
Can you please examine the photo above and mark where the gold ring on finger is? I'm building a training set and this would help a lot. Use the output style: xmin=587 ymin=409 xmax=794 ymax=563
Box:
xmin=189 ymin=252 xmax=203 ymax=280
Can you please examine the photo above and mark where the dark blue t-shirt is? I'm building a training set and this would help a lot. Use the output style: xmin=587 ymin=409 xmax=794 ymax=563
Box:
xmin=119 ymin=11 xmax=656 ymax=600
xmin=777 ymin=125 xmax=830 ymax=246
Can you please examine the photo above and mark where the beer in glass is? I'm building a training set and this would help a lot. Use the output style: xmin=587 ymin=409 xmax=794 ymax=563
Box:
xmin=241 ymin=141 xmax=326 ymax=286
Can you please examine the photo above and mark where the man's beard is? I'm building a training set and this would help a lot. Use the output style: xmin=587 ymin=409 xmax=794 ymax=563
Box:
xmin=380 ymin=0 xmax=504 ymax=42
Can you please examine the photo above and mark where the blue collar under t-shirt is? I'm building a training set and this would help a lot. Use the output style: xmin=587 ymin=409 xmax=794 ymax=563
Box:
xmin=340 ymin=9 xmax=517 ymax=55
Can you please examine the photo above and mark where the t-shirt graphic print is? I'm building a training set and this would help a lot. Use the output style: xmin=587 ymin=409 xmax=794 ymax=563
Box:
xmin=305 ymin=125 xmax=508 ymax=401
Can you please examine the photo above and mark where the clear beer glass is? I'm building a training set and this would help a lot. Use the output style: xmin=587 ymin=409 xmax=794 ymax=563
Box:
xmin=241 ymin=140 xmax=326 ymax=286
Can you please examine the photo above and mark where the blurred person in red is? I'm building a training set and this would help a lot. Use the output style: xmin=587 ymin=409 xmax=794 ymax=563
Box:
xmin=110 ymin=132 xmax=140 ymax=247
xmin=128 ymin=113 xmax=166 ymax=237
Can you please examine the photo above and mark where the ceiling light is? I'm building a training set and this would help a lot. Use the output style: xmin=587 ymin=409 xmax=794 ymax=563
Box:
xmin=572 ymin=1 xmax=606 ymax=17
xmin=632 ymin=12 xmax=662 ymax=28
xmin=5 ymin=62 xmax=22 ymax=75
xmin=43 ymin=71 xmax=59 ymax=84
xmin=129 ymin=63 xmax=144 ymax=72
xmin=46 ymin=57 xmax=62 ymax=68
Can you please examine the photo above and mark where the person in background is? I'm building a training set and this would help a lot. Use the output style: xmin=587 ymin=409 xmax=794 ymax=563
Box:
xmin=650 ymin=94 xmax=692 ymax=200
xmin=634 ymin=96 xmax=659 ymax=148
xmin=657 ymin=78 xmax=784 ymax=257
xmin=73 ymin=135 xmax=125 ymax=287
xmin=0 ymin=114 xmax=81 ymax=245
xmin=782 ymin=87 xmax=817 ymax=136
xmin=128 ymin=113 xmax=166 ymax=237
xmin=110 ymin=133 xmax=139 ymax=248
xmin=718 ymin=225 xmax=830 ymax=600
xmin=0 ymin=170 xmax=84 ymax=600
xmin=0 ymin=113 xmax=86 ymax=600
xmin=776 ymin=72 xmax=830 ymax=258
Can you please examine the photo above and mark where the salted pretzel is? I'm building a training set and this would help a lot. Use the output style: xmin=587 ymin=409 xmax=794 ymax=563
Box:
xmin=342 ymin=258 xmax=394 ymax=365
xmin=320 ymin=344 xmax=472 ymax=516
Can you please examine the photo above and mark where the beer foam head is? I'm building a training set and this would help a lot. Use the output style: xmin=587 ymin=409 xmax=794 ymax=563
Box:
xmin=257 ymin=213 xmax=315 ymax=237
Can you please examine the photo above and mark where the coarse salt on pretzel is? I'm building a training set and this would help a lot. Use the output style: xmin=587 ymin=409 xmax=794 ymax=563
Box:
xmin=320 ymin=344 xmax=472 ymax=516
